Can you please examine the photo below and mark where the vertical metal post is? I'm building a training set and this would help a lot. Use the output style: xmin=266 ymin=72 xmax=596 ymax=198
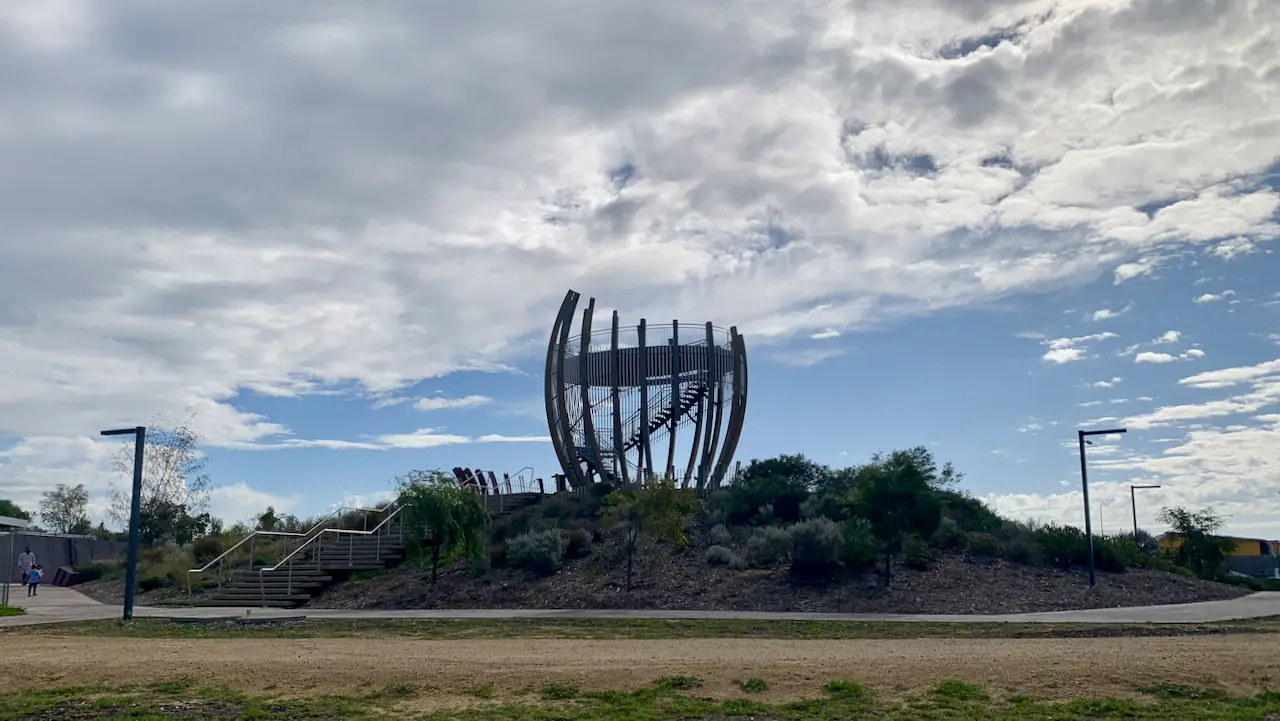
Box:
xmin=124 ymin=427 xmax=146 ymax=621
xmin=2 ymin=532 xmax=11 ymax=607
xmin=638 ymin=318 xmax=653 ymax=481
xmin=611 ymin=310 xmax=628 ymax=488
xmin=1078 ymin=431 xmax=1096 ymax=588
xmin=1131 ymin=486 xmax=1138 ymax=538
xmin=667 ymin=321 xmax=679 ymax=480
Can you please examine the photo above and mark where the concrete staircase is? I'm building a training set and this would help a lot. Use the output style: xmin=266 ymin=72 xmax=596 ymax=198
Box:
xmin=198 ymin=529 xmax=407 ymax=608
xmin=196 ymin=492 xmax=545 ymax=608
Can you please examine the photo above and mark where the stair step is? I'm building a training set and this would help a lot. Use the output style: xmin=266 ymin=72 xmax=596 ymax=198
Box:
xmin=198 ymin=599 xmax=304 ymax=608
xmin=218 ymin=581 xmax=327 ymax=590
xmin=318 ymin=563 xmax=388 ymax=571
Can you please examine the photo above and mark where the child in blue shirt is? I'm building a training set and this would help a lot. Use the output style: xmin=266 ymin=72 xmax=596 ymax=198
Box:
xmin=26 ymin=565 xmax=42 ymax=596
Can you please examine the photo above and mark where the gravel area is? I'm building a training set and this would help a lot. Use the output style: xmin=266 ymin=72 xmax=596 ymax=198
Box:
xmin=310 ymin=546 xmax=1250 ymax=614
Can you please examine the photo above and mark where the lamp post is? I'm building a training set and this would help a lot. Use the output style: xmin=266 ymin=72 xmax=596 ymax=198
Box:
xmin=1130 ymin=484 xmax=1162 ymax=537
xmin=101 ymin=426 xmax=146 ymax=621
xmin=1078 ymin=427 xmax=1127 ymax=588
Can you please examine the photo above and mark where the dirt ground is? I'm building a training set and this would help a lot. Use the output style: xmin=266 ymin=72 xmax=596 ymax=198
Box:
xmin=4 ymin=635 xmax=1278 ymax=704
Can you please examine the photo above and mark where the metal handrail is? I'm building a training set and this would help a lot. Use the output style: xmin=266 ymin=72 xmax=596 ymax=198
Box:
xmin=255 ymin=502 xmax=406 ymax=605
xmin=262 ymin=503 xmax=405 ymax=574
xmin=185 ymin=502 xmax=397 ymax=596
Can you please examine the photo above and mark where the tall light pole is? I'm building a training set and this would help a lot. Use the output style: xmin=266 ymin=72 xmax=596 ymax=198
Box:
xmin=101 ymin=426 xmax=146 ymax=621
xmin=1078 ymin=427 xmax=1127 ymax=588
xmin=1130 ymin=484 xmax=1161 ymax=537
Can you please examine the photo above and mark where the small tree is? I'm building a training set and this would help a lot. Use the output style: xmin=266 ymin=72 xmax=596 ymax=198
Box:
xmin=138 ymin=499 xmax=210 ymax=545
xmin=604 ymin=476 xmax=701 ymax=589
xmin=847 ymin=463 xmax=942 ymax=587
xmin=109 ymin=414 xmax=212 ymax=531
xmin=0 ymin=499 xmax=31 ymax=520
xmin=1159 ymin=506 xmax=1236 ymax=579
xmin=39 ymin=483 xmax=91 ymax=534
xmin=396 ymin=469 xmax=488 ymax=583
xmin=256 ymin=506 xmax=279 ymax=532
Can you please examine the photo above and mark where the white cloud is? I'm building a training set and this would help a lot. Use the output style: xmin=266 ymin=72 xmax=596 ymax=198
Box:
xmin=1090 ymin=305 xmax=1130 ymax=322
xmin=776 ymin=347 xmax=846 ymax=367
xmin=2 ymin=0 xmax=1279 ymax=509
xmin=1153 ymin=330 xmax=1181 ymax=345
xmin=1018 ymin=422 xmax=1043 ymax=434
xmin=1194 ymin=290 xmax=1237 ymax=303
xmin=810 ymin=329 xmax=841 ymax=340
xmin=1180 ymin=359 xmax=1280 ymax=389
xmin=372 ymin=428 xmax=550 ymax=450
xmin=1078 ymin=400 xmax=1104 ymax=407
xmin=1041 ymin=332 xmax=1119 ymax=364
xmin=1180 ymin=348 xmax=1206 ymax=360
xmin=1134 ymin=351 xmax=1176 ymax=364
xmin=207 ymin=483 xmax=299 ymax=526
xmin=413 ymin=394 xmax=493 ymax=411
xmin=1210 ymin=237 xmax=1257 ymax=260
xmin=1093 ymin=376 xmax=1124 ymax=389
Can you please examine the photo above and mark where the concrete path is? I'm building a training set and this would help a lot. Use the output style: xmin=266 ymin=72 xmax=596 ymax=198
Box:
xmin=2 ymin=588 xmax=1278 ymax=628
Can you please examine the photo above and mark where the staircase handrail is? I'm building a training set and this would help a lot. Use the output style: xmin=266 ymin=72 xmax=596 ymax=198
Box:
xmin=260 ymin=502 xmax=406 ymax=575
xmin=186 ymin=502 xmax=394 ymax=576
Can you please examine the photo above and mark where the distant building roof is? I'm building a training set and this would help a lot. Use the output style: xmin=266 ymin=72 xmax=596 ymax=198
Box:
xmin=0 ymin=515 xmax=31 ymax=529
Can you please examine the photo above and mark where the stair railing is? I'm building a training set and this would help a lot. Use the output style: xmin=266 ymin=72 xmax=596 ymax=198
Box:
xmin=185 ymin=502 xmax=394 ymax=597
xmin=257 ymin=502 xmax=407 ymax=605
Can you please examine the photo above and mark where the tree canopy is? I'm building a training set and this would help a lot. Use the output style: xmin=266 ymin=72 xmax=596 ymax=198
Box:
xmin=0 ymin=499 xmax=30 ymax=521
xmin=604 ymin=476 xmax=701 ymax=589
xmin=39 ymin=483 xmax=91 ymax=535
xmin=396 ymin=469 xmax=488 ymax=583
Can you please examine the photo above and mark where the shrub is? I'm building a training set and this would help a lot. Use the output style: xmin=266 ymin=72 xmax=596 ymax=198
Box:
xmin=1093 ymin=537 xmax=1127 ymax=574
xmin=967 ymin=532 xmax=1000 ymax=558
xmin=789 ymin=518 xmax=845 ymax=575
xmin=1002 ymin=533 xmax=1043 ymax=565
xmin=1108 ymin=537 xmax=1145 ymax=568
xmin=507 ymin=529 xmax=566 ymax=576
xmin=840 ymin=518 xmax=879 ymax=569
xmin=902 ymin=535 xmax=935 ymax=570
xmin=799 ymin=493 xmax=841 ymax=522
xmin=755 ymin=503 xmax=776 ymax=526
xmin=487 ymin=542 xmax=508 ymax=568
xmin=745 ymin=526 xmax=792 ymax=567
xmin=565 ymin=527 xmax=594 ymax=559
xmin=709 ymin=524 xmax=732 ymax=546
xmin=939 ymin=491 xmax=1004 ymax=533
xmin=139 ymin=574 xmax=168 ymax=592
xmin=191 ymin=534 xmax=224 ymax=564
xmin=931 ymin=517 xmax=968 ymax=551
xmin=721 ymin=474 xmax=809 ymax=525
xmin=1035 ymin=523 xmax=1089 ymax=568
xmin=705 ymin=545 xmax=736 ymax=566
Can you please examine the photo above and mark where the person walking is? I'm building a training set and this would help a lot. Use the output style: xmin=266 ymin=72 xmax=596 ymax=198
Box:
xmin=17 ymin=546 xmax=35 ymax=587
xmin=26 ymin=565 xmax=42 ymax=596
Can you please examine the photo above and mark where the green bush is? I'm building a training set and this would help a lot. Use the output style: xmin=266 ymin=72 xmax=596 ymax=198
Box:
xmin=705 ymin=545 xmax=737 ymax=566
xmin=1001 ymin=532 xmax=1042 ymax=565
xmin=967 ymin=532 xmax=1000 ymax=558
xmin=745 ymin=526 xmax=791 ymax=567
xmin=930 ymin=517 xmax=968 ymax=551
xmin=939 ymin=491 xmax=1004 ymax=533
xmin=840 ymin=518 xmax=879 ymax=569
xmin=1035 ymin=524 xmax=1089 ymax=568
xmin=788 ymin=518 xmax=845 ymax=575
xmin=487 ymin=542 xmax=508 ymax=568
xmin=709 ymin=524 xmax=732 ymax=546
xmin=902 ymin=535 xmax=934 ymax=570
xmin=507 ymin=529 xmax=566 ymax=576
xmin=139 ymin=574 xmax=168 ymax=592
xmin=1093 ymin=537 xmax=1127 ymax=573
xmin=721 ymin=474 xmax=810 ymax=526
xmin=1108 ymin=537 xmax=1145 ymax=568
xmin=565 ymin=527 xmax=593 ymax=559
xmin=191 ymin=534 xmax=224 ymax=564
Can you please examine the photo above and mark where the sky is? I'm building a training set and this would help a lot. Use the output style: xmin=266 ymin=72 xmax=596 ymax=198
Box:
xmin=0 ymin=0 xmax=1277 ymax=538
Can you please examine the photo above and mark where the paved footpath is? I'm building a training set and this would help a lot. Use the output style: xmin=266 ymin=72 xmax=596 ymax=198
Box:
xmin=3 ymin=583 xmax=1278 ymax=628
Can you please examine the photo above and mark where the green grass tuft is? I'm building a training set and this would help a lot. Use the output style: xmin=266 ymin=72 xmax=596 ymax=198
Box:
xmin=739 ymin=678 xmax=767 ymax=693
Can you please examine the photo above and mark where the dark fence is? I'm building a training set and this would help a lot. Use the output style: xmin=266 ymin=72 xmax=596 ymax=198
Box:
xmin=2 ymin=531 xmax=129 ymax=583
xmin=1226 ymin=555 xmax=1280 ymax=579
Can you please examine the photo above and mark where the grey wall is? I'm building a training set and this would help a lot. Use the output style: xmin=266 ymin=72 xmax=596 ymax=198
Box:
xmin=1226 ymin=555 xmax=1280 ymax=579
xmin=2 ymin=532 xmax=129 ymax=581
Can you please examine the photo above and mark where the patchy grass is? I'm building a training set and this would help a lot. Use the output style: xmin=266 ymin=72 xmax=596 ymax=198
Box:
xmin=1 ymin=679 xmax=1276 ymax=720
xmin=7 ymin=615 xmax=1280 ymax=640
xmin=0 ymin=604 xmax=24 ymax=617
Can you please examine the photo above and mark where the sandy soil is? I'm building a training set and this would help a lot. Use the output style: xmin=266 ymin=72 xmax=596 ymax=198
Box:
xmin=4 ymin=635 xmax=1278 ymax=703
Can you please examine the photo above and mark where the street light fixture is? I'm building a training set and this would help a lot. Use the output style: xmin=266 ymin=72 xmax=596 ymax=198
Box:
xmin=1078 ymin=427 xmax=1127 ymax=588
xmin=1130 ymin=484 xmax=1162 ymax=538
xmin=101 ymin=426 xmax=146 ymax=621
